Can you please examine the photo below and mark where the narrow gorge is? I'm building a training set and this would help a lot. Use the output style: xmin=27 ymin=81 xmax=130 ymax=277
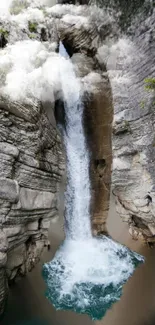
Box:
xmin=0 ymin=0 xmax=154 ymax=323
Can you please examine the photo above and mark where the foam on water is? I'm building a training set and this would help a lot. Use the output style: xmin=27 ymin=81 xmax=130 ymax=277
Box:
xmin=43 ymin=43 xmax=144 ymax=319
xmin=43 ymin=237 xmax=143 ymax=320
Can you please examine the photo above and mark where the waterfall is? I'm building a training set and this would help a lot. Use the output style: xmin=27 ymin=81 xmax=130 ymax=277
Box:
xmin=43 ymin=42 xmax=144 ymax=321
xmin=59 ymin=42 xmax=91 ymax=240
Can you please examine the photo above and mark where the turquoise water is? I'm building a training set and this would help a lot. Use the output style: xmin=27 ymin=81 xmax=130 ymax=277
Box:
xmin=43 ymin=236 xmax=144 ymax=320
xmin=12 ymin=320 xmax=49 ymax=325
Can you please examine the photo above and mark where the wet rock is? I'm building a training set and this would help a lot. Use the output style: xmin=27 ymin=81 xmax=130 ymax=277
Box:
xmin=6 ymin=244 xmax=25 ymax=272
xmin=0 ymin=32 xmax=8 ymax=48
xmin=41 ymin=27 xmax=48 ymax=42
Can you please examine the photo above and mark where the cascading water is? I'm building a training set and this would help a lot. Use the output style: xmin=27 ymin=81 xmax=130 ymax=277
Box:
xmin=58 ymin=42 xmax=91 ymax=240
xmin=43 ymin=43 xmax=144 ymax=320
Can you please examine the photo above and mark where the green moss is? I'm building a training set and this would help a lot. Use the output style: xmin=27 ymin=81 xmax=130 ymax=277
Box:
xmin=140 ymin=100 xmax=145 ymax=109
xmin=29 ymin=33 xmax=36 ymax=39
xmin=41 ymin=7 xmax=47 ymax=16
xmin=0 ymin=28 xmax=9 ymax=38
xmin=28 ymin=22 xmax=38 ymax=33
xmin=9 ymin=0 xmax=28 ymax=15
xmin=124 ymin=120 xmax=130 ymax=127
xmin=10 ymin=5 xmax=25 ymax=14
xmin=144 ymin=78 xmax=155 ymax=91
xmin=124 ymin=120 xmax=132 ymax=133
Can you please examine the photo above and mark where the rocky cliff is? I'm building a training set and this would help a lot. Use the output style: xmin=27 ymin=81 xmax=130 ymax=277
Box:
xmin=109 ymin=8 xmax=155 ymax=244
xmin=0 ymin=101 xmax=64 ymax=314
xmin=0 ymin=2 xmax=65 ymax=315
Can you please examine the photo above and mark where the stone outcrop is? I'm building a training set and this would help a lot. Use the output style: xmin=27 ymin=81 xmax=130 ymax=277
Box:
xmin=0 ymin=101 xmax=64 ymax=314
xmin=0 ymin=3 xmax=65 ymax=314
xmin=111 ymin=9 xmax=155 ymax=243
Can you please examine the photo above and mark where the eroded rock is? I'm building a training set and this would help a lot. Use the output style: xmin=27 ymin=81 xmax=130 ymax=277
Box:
xmin=111 ymin=9 xmax=155 ymax=241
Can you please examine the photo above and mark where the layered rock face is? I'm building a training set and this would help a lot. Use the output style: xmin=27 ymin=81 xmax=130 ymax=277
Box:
xmin=111 ymin=10 xmax=155 ymax=243
xmin=0 ymin=102 xmax=64 ymax=313
xmin=0 ymin=2 xmax=65 ymax=315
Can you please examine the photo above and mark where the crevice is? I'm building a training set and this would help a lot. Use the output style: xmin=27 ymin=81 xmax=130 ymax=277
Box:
xmin=25 ymin=236 xmax=34 ymax=248
xmin=0 ymin=33 xmax=8 ymax=49
xmin=38 ymin=218 xmax=43 ymax=230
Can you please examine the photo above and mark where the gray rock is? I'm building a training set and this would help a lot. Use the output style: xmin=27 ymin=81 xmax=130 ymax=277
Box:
xmin=0 ymin=5 xmax=65 ymax=316
xmin=0 ymin=178 xmax=19 ymax=202
xmin=0 ymin=142 xmax=19 ymax=158
xmin=26 ymin=221 xmax=39 ymax=232
xmin=0 ymin=231 xmax=8 ymax=253
xmin=0 ymin=253 xmax=7 ymax=268
xmin=40 ymin=218 xmax=51 ymax=229
xmin=111 ymin=9 xmax=155 ymax=241
xmin=18 ymin=188 xmax=55 ymax=210
xmin=6 ymin=244 xmax=25 ymax=271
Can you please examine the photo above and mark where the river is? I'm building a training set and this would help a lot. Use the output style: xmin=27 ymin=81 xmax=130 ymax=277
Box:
xmin=1 ymin=194 xmax=155 ymax=325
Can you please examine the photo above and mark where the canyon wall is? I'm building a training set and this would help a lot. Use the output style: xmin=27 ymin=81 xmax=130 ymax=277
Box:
xmin=0 ymin=5 xmax=65 ymax=315
xmin=0 ymin=101 xmax=64 ymax=314
xmin=111 ymin=9 xmax=155 ymax=244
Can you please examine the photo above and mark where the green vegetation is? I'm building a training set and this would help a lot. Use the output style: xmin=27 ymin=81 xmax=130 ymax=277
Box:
xmin=140 ymin=100 xmax=145 ymax=109
xmin=144 ymin=78 xmax=155 ymax=91
xmin=10 ymin=0 xmax=28 ymax=15
xmin=29 ymin=33 xmax=37 ymax=39
xmin=0 ymin=28 xmax=9 ymax=38
xmin=124 ymin=120 xmax=132 ymax=133
xmin=144 ymin=78 xmax=155 ymax=148
xmin=41 ymin=7 xmax=47 ymax=16
xmin=28 ymin=22 xmax=38 ymax=33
